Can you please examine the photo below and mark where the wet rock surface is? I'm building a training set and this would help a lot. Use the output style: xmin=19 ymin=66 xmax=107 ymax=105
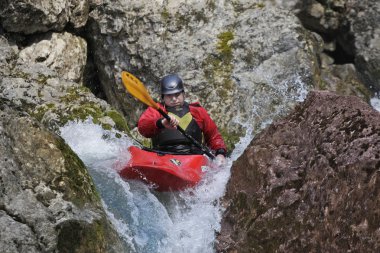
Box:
xmin=0 ymin=105 xmax=125 ymax=253
xmin=217 ymin=91 xmax=380 ymax=252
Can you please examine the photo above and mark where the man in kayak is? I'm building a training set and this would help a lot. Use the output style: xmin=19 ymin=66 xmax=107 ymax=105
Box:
xmin=138 ymin=74 xmax=227 ymax=164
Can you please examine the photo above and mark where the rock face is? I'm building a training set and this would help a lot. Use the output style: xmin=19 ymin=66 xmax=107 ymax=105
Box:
xmin=0 ymin=105 xmax=125 ymax=252
xmin=86 ymin=1 xmax=321 ymax=140
xmin=217 ymin=91 xmax=380 ymax=252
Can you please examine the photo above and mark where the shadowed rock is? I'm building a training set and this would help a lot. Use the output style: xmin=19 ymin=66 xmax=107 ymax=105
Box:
xmin=0 ymin=0 xmax=89 ymax=34
xmin=217 ymin=91 xmax=380 ymax=252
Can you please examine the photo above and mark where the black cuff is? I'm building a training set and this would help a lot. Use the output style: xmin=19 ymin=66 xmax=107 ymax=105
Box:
xmin=215 ymin=148 xmax=227 ymax=157
xmin=156 ymin=118 xmax=165 ymax=129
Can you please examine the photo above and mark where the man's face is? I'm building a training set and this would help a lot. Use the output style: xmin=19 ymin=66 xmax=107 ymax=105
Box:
xmin=163 ymin=92 xmax=185 ymax=107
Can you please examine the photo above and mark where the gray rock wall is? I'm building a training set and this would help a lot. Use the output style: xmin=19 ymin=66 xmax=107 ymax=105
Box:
xmin=86 ymin=1 xmax=321 ymax=140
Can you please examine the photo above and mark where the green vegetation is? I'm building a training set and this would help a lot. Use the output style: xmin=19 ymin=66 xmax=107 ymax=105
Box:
xmin=220 ymin=127 xmax=241 ymax=153
xmin=217 ymin=31 xmax=234 ymax=61
xmin=203 ymin=30 xmax=235 ymax=98
xmin=257 ymin=2 xmax=265 ymax=9
xmin=161 ymin=8 xmax=170 ymax=21
xmin=106 ymin=110 xmax=130 ymax=132
xmin=201 ymin=30 xmax=246 ymax=150
xmin=37 ymin=73 xmax=50 ymax=85
xmin=29 ymin=84 xmax=131 ymax=135
xmin=55 ymin=137 xmax=100 ymax=206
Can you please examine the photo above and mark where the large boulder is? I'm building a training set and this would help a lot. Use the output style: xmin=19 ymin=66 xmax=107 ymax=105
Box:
xmin=0 ymin=0 xmax=89 ymax=34
xmin=0 ymin=105 xmax=125 ymax=252
xmin=217 ymin=91 xmax=380 ymax=252
xmin=18 ymin=32 xmax=87 ymax=83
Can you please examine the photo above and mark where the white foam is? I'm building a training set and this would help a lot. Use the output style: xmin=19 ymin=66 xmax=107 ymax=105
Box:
xmin=370 ymin=94 xmax=380 ymax=112
xmin=59 ymin=120 xmax=241 ymax=252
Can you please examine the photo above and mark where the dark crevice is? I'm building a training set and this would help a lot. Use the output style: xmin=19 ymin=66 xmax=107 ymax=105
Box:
xmin=324 ymin=41 xmax=355 ymax=65
xmin=82 ymin=52 xmax=106 ymax=100
xmin=65 ymin=22 xmax=107 ymax=100
xmin=320 ymin=33 xmax=355 ymax=65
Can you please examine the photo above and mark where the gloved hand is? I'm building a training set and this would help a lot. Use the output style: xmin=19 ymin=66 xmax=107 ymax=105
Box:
xmin=161 ymin=115 xmax=179 ymax=129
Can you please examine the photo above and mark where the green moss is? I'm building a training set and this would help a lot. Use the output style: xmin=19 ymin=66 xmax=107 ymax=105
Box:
xmin=37 ymin=73 xmax=50 ymax=85
xmin=161 ymin=8 xmax=170 ymax=21
xmin=203 ymin=30 xmax=235 ymax=94
xmin=68 ymin=103 xmax=104 ymax=121
xmin=220 ymin=127 xmax=241 ymax=153
xmin=105 ymin=110 xmax=130 ymax=132
xmin=231 ymin=1 xmax=265 ymax=12
xmin=217 ymin=31 xmax=234 ymax=61
xmin=201 ymin=30 xmax=245 ymax=150
xmin=12 ymin=70 xmax=31 ymax=80
xmin=317 ymin=79 xmax=328 ymax=90
xmin=30 ymin=103 xmax=56 ymax=121
xmin=257 ymin=2 xmax=265 ymax=8
xmin=55 ymin=138 xmax=100 ymax=206
xmin=175 ymin=12 xmax=191 ymax=28
xmin=60 ymin=86 xmax=92 ymax=104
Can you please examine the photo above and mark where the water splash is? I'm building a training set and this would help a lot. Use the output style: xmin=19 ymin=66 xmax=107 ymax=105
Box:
xmin=371 ymin=93 xmax=380 ymax=112
xmin=60 ymin=119 xmax=236 ymax=253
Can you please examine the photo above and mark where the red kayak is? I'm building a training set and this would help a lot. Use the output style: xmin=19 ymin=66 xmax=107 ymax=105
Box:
xmin=119 ymin=146 xmax=210 ymax=191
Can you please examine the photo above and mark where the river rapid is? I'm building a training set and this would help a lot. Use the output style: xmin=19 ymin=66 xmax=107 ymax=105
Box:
xmin=60 ymin=120 xmax=249 ymax=253
xmin=59 ymin=84 xmax=379 ymax=252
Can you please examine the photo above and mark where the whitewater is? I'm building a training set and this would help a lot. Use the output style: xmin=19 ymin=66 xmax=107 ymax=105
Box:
xmin=60 ymin=120 xmax=249 ymax=253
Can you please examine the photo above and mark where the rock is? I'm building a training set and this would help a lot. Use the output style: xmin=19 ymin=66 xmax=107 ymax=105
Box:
xmin=279 ymin=0 xmax=380 ymax=92
xmin=18 ymin=32 xmax=87 ymax=83
xmin=0 ymin=105 xmax=125 ymax=252
xmin=0 ymin=35 xmax=19 ymax=77
xmin=0 ymin=33 xmax=129 ymax=133
xmin=320 ymin=64 xmax=372 ymax=101
xmin=346 ymin=0 xmax=380 ymax=91
xmin=217 ymin=91 xmax=380 ymax=252
xmin=0 ymin=0 xmax=89 ymax=34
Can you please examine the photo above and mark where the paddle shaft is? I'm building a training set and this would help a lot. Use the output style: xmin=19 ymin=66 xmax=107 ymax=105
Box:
xmin=157 ymin=108 xmax=215 ymax=159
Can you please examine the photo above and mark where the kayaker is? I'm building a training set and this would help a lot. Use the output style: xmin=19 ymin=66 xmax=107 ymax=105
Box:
xmin=138 ymin=74 xmax=227 ymax=164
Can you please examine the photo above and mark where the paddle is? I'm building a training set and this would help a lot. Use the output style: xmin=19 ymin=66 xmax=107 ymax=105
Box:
xmin=121 ymin=71 xmax=215 ymax=159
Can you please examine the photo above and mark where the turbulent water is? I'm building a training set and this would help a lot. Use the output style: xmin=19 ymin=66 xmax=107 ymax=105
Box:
xmin=60 ymin=120 xmax=242 ymax=253
xmin=371 ymin=93 xmax=380 ymax=112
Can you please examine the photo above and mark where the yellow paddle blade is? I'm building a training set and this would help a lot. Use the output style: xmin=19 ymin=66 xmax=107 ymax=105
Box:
xmin=121 ymin=71 xmax=159 ymax=110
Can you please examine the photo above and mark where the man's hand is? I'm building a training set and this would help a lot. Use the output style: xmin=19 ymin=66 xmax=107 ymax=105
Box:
xmin=161 ymin=115 xmax=179 ymax=129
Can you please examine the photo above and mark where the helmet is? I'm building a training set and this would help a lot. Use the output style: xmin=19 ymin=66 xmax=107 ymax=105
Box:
xmin=160 ymin=74 xmax=184 ymax=95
